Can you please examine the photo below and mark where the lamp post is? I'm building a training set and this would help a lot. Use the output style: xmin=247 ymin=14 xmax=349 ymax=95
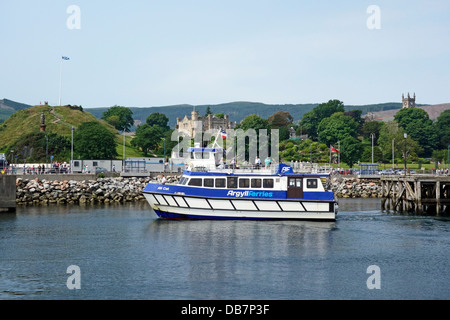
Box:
xmin=392 ymin=138 xmax=395 ymax=169
xmin=71 ymin=126 xmax=74 ymax=174
xmin=370 ymin=133 xmax=375 ymax=164
xmin=123 ymin=131 xmax=126 ymax=172
xmin=404 ymin=133 xmax=407 ymax=177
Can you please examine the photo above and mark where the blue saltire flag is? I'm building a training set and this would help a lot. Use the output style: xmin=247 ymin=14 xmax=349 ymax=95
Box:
xmin=62 ymin=56 xmax=70 ymax=60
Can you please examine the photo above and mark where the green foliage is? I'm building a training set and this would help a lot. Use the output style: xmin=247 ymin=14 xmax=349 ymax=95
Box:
xmin=268 ymin=111 xmax=293 ymax=128
xmin=146 ymin=112 xmax=170 ymax=132
xmin=317 ymin=112 xmax=359 ymax=146
xmin=6 ymin=132 xmax=71 ymax=163
xmin=299 ymin=99 xmax=345 ymax=140
xmin=238 ymin=114 xmax=270 ymax=132
xmin=435 ymin=109 xmax=450 ymax=148
xmin=131 ymin=124 xmax=164 ymax=156
xmin=394 ymin=108 xmax=438 ymax=156
xmin=339 ymin=136 xmax=363 ymax=168
xmin=361 ymin=121 xmax=384 ymax=142
xmin=102 ymin=105 xmax=134 ymax=132
xmin=74 ymin=122 xmax=118 ymax=159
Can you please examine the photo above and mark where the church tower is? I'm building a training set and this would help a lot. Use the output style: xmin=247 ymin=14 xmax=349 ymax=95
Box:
xmin=402 ymin=92 xmax=416 ymax=108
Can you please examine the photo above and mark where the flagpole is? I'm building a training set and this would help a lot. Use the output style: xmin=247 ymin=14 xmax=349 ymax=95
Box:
xmin=329 ymin=145 xmax=331 ymax=167
xmin=59 ymin=57 xmax=63 ymax=106
xmin=338 ymin=141 xmax=340 ymax=167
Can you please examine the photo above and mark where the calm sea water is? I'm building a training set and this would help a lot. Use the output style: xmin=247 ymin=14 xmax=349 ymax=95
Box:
xmin=0 ymin=198 xmax=448 ymax=300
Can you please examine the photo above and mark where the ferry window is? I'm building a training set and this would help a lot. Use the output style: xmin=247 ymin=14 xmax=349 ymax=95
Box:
xmin=227 ymin=177 xmax=238 ymax=189
xmin=251 ymin=178 xmax=262 ymax=188
xmin=307 ymin=179 xmax=318 ymax=189
xmin=74 ymin=161 xmax=80 ymax=167
xmin=179 ymin=177 xmax=186 ymax=185
xmin=239 ymin=178 xmax=249 ymax=188
xmin=290 ymin=178 xmax=302 ymax=187
xmin=204 ymin=178 xmax=214 ymax=187
xmin=215 ymin=178 xmax=226 ymax=188
xmin=188 ymin=178 xmax=202 ymax=186
xmin=263 ymin=179 xmax=274 ymax=188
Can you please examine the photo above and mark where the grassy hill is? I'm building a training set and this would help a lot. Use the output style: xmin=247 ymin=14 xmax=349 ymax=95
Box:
xmin=0 ymin=105 xmax=143 ymax=159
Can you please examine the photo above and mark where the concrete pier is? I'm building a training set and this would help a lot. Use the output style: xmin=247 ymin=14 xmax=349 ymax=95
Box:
xmin=381 ymin=175 xmax=450 ymax=215
xmin=0 ymin=175 xmax=16 ymax=212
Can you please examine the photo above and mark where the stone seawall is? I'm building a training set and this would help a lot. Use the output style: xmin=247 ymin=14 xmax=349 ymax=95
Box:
xmin=15 ymin=175 xmax=381 ymax=205
xmin=329 ymin=176 xmax=382 ymax=198
xmin=15 ymin=176 xmax=179 ymax=205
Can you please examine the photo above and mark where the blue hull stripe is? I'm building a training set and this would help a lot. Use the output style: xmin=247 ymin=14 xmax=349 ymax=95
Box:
xmin=153 ymin=209 xmax=334 ymax=221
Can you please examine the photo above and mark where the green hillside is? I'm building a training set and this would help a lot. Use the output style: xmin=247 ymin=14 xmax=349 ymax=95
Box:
xmin=87 ymin=101 xmax=413 ymax=128
xmin=0 ymin=105 xmax=143 ymax=159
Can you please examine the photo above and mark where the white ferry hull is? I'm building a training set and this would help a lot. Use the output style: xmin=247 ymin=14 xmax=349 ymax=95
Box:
xmin=144 ymin=193 xmax=336 ymax=221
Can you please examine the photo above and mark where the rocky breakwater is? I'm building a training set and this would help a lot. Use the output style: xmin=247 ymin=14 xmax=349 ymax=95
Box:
xmin=329 ymin=176 xmax=382 ymax=198
xmin=15 ymin=176 xmax=180 ymax=205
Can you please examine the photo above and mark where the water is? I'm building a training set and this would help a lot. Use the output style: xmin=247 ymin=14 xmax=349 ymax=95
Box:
xmin=0 ymin=199 xmax=449 ymax=300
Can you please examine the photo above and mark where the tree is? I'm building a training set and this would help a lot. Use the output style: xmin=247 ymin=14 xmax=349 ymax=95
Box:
xmin=102 ymin=105 xmax=134 ymax=132
xmin=317 ymin=112 xmax=359 ymax=147
xmin=377 ymin=121 xmax=423 ymax=163
xmin=146 ymin=113 xmax=170 ymax=132
xmin=205 ymin=106 xmax=212 ymax=116
xmin=268 ymin=111 xmax=293 ymax=128
xmin=300 ymin=99 xmax=345 ymax=140
xmin=394 ymin=108 xmax=438 ymax=156
xmin=435 ymin=109 xmax=450 ymax=148
xmin=238 ymin=114 xmax=270 ymax=131
xmin=340 ymin=136 xmax=363 ymax=168
xmin=74 ymin=122 xmax=118 ymax=159
xmin=131 ymin=124 xmax=164 ymax=156
xmin=361 ymin=121 xmax=383 ymax=143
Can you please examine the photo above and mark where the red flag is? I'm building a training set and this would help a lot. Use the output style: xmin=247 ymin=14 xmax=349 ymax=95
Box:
xmin=331 ymin=145 xmax=340 ymax=153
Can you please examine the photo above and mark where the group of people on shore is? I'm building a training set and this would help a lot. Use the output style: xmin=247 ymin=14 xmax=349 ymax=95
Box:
xmin=0 ymin=162 xmax=70 ymax=175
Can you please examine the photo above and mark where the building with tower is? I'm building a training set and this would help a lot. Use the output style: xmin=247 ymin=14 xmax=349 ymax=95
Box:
xmin=175 ymin=108 xmax=235 ymax=138
xmin=402 ymin=92 xmax=416 ymax=108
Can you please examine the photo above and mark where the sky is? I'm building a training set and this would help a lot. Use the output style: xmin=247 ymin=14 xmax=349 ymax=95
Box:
xmin=1 ymin=0 xmax=449 ymax=108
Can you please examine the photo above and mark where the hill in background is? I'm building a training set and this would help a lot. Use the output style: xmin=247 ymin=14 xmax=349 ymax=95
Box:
xmin=0 ymin=105 xmax=142 ymax=158
xmin=369 ymin=103 xmax=450 ymax=122
xmin=86 ymin=101 xmax=410 ymax=128
xmin=0 ymin=98 xmax=32 ymax=123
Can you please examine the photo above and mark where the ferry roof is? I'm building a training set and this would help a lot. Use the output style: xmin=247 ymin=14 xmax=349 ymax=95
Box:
xmin=187 ymin=147 xmax=224 ymax=152
xmin=183 ymin=170 xmax=328 ymax=177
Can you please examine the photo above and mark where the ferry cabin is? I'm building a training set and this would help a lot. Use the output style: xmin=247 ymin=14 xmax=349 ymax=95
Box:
xmin=177 ymin=171 xmax=332 ymax=201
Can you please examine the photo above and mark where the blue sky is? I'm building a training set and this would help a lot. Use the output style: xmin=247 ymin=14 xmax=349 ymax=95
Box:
xmin=1 ymin=0 xmax=449 ymax=108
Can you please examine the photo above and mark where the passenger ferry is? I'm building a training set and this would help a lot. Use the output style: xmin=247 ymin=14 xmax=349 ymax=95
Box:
xmin=143 ymin=144 xmax=338 ymax=221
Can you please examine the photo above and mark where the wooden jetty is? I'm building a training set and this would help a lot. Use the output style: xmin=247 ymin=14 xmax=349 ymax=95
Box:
xmin=381 ymin=175 xmax=450 ymax=215
xmin=0 ymin=175 xmax=16 ymax=212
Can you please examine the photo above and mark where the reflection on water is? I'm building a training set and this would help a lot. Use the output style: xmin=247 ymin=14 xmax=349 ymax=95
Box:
xmin=0 ymin=199 xmax=449 ymax=300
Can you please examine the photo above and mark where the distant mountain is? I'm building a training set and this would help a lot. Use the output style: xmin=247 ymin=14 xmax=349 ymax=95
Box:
xmin=86 ymin=101 xmax=413 ymax=128
xmin=369 ymin=103 xmax=450 ymax=122
xmin=0 ymin=98 xmax=32 ymax=122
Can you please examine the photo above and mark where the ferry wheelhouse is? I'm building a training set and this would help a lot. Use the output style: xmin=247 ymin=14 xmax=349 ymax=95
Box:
xmin=143 ymin=145 xmax=338 ymax=221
